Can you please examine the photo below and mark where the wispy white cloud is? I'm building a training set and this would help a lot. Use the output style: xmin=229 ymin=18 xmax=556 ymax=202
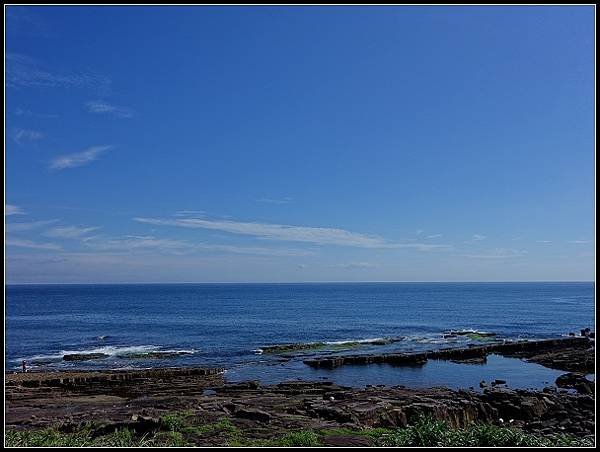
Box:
xmin=45 ymin=225 xmax=100 ymax=238
xmin=329 ymin=262 xmax=377 ymax=269
xmin=83 ymin=235 xmax=314 ymax=257
xmin=463 ymin=248 xmax=526 ymax=260
xmin=195 ymin=243 xmax=314 ymax=257
xmin=6 ymin=7 xmax=56 ymax=38
xmin=85 ymin=100 xmax=134 ymax=118
xmin=568 ymin=240 xmax=591 ymax=244
xmin=395 ymin=243 xmax=452 ymax=251
xmin=15 ymin=108 xmax=59 ymax=118
xmin=6 ymin=204 xmax=25 ymax=215
xmin=7 ymin=219 xmax=58 ymax=232
xmin=427 ymin=234 xmax=443 ymax=239
xmin=85 ymin=235 xmax=190 ymax=253
xmin=535 ymin=240 xmax=552 ymax=244
xmin=135 ymin=217 xmax=388 ymax=247
xmin=257 ymin=197 xmax=293 ymax=204
xmin=6 ymin=238 xmax=62 ymax=251
xmin=12 ymin=128 xmax=44 ymax=145
xmin=134 ymin=216 xmax=450 ymax=251
xmin=6 ymin=53 xmax=110 ymax=89
xmin=49 ymin=145 xmax=111 ymax=170
xmin=174 ymin=210 xmax=207 ymax=217
xmin=472 ymin=234 xmax=486 ymax=241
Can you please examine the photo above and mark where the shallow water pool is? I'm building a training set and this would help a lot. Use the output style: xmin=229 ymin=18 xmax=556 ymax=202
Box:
xmin=225 ymin=354 xmax=592 ymax=390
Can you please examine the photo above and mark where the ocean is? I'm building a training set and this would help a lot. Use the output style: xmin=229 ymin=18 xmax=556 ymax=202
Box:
xmin=5 ymin=282 xmax=595 ymax=389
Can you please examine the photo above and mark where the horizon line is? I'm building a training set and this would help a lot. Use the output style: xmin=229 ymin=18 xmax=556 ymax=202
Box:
xmin=4 ymin=280 xmax=596 ymax=286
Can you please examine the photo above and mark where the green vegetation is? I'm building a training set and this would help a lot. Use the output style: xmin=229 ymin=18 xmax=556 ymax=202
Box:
xmin=278 ymin=431 xmax=322 ymax=447
xmin=320 ymin=417 xmax=594 ymax=447
xmin=5 ymin=415 xmax=594 ymax=447
xmin=4 ymin=427 xmax=161 ymax=447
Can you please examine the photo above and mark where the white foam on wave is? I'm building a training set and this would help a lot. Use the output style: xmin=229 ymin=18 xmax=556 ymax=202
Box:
xmin=445 ymin=329 xmax=494 ymax=335
xmin=324 ymin=337 xmax=398 ymax=345
xmin=14 ymin=345 xmax=197 ymax=363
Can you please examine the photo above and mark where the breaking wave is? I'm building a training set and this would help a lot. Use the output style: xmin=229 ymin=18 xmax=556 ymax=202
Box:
xmin=14 ymin=345 xmax=196 ymax=364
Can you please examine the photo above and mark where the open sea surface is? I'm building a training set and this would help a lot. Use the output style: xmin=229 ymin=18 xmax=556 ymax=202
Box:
xmin=5 ymin=282 xmax=595 ymax=389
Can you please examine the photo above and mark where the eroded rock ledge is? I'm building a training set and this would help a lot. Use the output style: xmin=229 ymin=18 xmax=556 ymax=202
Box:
xmin=303 ymin=337 xmax=594 ymax=372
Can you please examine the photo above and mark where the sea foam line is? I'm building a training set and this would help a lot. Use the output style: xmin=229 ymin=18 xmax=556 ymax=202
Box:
xmin=14 ymin=345 xmax=197 ymax=362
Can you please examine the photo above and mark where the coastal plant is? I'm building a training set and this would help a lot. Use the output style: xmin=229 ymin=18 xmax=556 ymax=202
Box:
xmin=152 ymin=430 xmax=189 ymax=447
xmin=160 ymin=412 xmax=193 ymax=432
xmin=5 ymin=428 xmax=93 ymax=447
xmin=191 ymin=417 xmax=241 ymax=436
xmin=409 ymin=416 xmax=449 ymax=446
xmin=370 ymin=417 xmax=595 ymax=448
xmin=277 ymin=430 xmax=322 ymax=447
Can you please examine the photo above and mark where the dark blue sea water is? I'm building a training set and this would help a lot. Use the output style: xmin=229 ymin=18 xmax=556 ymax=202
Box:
xmin=5 ymin=282 xmax=595 ymax=389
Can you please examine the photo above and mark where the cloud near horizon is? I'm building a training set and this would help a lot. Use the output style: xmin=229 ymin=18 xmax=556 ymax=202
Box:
xmin=7 ymin=219 xmax=59 ymax=232
xmin=6 ymin=204 xmax=25 ymax=215
xmin=49 ymin=145 xmax=111 ymax=170
xmin=134 ymin=216 xmax=450 ymax=251
xmin=6 ymin=238 xmax=63 ymax=251
xmin=463 ymin=248 xmax=527 ymax=260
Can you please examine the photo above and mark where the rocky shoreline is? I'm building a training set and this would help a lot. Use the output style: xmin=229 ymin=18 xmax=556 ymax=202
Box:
xmin=5 ymin=336 xmax=595 ymax=446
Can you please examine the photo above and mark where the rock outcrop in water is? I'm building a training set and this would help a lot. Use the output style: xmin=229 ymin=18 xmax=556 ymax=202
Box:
xmin=443 ymin=330 xmax=498 ymax=341
xmin=116 ymin=351 xmax=193 ymax=360
xmin=60 ymin=351 xmax=194 ymax=362
xmin=63 ymin=353 xmax=109 ymax=361
xmin=258 ymin=337 xmax=404 ymax=354
xmin=303 ymin=337 xmax=592 ymax=369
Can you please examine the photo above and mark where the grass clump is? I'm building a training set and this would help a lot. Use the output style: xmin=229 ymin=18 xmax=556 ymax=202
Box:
xmin=188 ymin=417 xmax=240 ymax=436
xmin=5 ymin=428 xmax=94 ymax=447
xmin=278 ymin=430 xmax=322 ymax=447
xmin=161 ymin=411 xmax=193 ymax=432
xmin=4 ymin=427 xmax=171 ymax=447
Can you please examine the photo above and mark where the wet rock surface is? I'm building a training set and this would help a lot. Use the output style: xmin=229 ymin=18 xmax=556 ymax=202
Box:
xmin=63 ymin=353 xmax=110 ymax=362
xmin=524 ymin=346 xmax=595 ymax=373
xmin=555 ymin=373 xmax=594 ymax=395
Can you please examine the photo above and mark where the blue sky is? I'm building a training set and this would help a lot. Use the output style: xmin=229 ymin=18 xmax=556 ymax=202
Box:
xmin=5 ymin=6 xmax=595 ymax=283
